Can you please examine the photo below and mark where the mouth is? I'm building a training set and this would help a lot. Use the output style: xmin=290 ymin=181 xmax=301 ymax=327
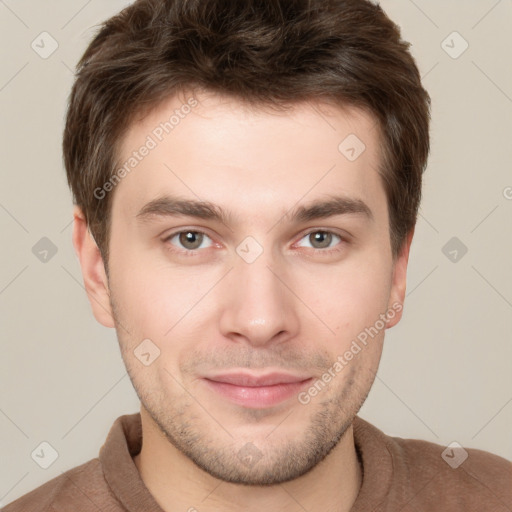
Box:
xmin=202 ymin=371 xmax=313 ymax=409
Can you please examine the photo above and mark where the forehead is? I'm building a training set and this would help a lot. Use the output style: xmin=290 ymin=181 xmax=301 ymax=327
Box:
xmin=112 ymin=91 xmax=385 ymax=221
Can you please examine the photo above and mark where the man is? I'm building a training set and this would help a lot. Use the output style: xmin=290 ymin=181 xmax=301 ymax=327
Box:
xmin=4 ymin=0 xmax=511 ymax=511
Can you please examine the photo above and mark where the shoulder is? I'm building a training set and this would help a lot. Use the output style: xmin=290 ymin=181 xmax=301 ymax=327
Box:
xmin=389 ymin=434 xmax=512 ymax=509
xmin=391 ymin=432 xmax=512 ymax=474
xmin=2 ymin=458 xmax=112 ymax=512
xmin=352 ymin=417 xmax=512 ymax=511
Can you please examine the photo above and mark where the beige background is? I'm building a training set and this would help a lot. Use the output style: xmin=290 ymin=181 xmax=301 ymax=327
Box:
xmin=1 ymin=0 xmax=512 ymax=506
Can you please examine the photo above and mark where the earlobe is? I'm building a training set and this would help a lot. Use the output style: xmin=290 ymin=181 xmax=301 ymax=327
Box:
xmin=386 ymin=228 xmax=414 ymax=329
xmin=72 ymin=206 xmax=115 ymax=328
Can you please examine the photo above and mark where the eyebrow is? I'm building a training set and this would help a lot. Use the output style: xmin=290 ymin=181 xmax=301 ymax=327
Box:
xmin=135 ymin=194 xmax=373 ymax=226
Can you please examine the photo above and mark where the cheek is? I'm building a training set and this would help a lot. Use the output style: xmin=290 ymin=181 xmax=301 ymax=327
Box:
xmin=293 ymin=255 xmax=392 ymax=336
xmin=109 ymin=248 xmax=219 ymax=339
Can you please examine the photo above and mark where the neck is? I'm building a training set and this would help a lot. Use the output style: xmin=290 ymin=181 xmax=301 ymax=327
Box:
xmin=133 ymin=407 xmax=362 ymax=512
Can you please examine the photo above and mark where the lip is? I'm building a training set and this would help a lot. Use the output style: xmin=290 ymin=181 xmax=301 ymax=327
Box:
xmin=202 ymin=371 xmax=313 ymax=408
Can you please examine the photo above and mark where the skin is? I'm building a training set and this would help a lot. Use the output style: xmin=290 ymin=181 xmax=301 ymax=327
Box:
xmin=73 ymin=90 xmax=412 ymax=512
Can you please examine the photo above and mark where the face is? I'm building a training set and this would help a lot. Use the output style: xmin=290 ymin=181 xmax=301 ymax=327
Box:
xmin=79 ymin=91 xmax=410 ymax=485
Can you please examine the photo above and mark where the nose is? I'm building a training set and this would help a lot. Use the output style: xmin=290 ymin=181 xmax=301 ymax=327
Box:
xmin=218 ymin=254 xmax=300 ymax=348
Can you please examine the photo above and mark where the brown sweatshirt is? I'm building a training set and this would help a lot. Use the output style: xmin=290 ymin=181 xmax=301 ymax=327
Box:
xmin=3 ymin=413 xmax=511 ymax=511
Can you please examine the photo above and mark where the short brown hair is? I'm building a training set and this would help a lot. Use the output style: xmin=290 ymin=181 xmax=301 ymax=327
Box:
xmin=63 ymin=0 xmax=431 ymax=263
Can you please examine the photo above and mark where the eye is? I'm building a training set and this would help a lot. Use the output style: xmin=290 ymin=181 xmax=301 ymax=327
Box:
xmin=296 ymin=230 xmax=343 ymax=251
xmin=166 ymin=230 xmax=214 ymax=251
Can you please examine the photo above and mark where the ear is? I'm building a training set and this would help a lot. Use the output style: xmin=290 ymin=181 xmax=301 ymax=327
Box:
xmin=72 ymin=206 xmax=115 ymax=328
xmin=386 ymin=228 xmax=414 ymax=329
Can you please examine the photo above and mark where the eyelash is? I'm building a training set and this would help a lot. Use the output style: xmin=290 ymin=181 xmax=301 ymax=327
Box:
xmin=162 ymin=228 xmax=347 ymax=257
